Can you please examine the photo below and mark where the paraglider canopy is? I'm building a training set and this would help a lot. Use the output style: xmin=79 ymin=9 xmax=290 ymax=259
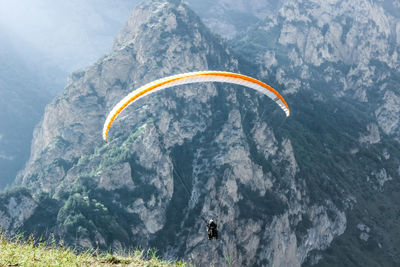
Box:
xmin=103 ymin=71 xmax=290 ymax=142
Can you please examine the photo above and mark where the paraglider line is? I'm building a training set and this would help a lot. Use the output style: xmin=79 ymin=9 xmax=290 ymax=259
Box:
xmin=277 ymin=116 xmax=288 ymax=131
xmin=171 ymin=158 xmax=192 ymax=199
xmin=172 ymin=159 xmax=211 ymax=225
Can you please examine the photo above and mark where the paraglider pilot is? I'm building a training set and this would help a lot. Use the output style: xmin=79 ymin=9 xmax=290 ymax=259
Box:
xmin=206 ymin=219 xmax=218 ymax=240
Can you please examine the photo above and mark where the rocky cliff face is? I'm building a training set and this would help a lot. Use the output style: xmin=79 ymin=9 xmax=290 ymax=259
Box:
xmin=3 ymin=0 xmax=400 ymax=266
xmin=233 ymin=0 xmax=399 ymax=110
xmin=187 ymin=0 xmax=283 ymax=39
xmin=231 ymin=0 xmax=400 ymax=265
xmin=0 ymin=188 xmax=37 ymax=234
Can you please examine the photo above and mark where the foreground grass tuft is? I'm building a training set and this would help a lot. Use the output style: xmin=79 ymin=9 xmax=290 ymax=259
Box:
xmin=0 ymin=231 xmax=186 ymax=266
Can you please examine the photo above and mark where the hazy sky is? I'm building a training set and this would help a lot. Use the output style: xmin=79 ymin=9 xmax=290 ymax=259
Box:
xmin=0 ymin=0 xmax=141 ymax=71
xmin=0 ymin=0 xmax=146 ymax=189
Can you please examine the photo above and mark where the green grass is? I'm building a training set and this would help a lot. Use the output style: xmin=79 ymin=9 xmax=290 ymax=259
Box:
xmin=0 ymin=231 xmax=186 ymax=267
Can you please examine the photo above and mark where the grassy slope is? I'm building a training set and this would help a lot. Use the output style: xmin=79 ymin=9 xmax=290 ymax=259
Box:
xmin=0 ymin=231 xmax=186 ymax=267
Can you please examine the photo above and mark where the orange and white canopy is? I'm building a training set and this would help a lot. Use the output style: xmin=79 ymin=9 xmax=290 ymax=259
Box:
xmin=103 ymin=71 xmax=290 ymax=142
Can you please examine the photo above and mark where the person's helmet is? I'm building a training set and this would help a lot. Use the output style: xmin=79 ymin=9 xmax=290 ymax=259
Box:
xmin=209 ymin=219 xmax=214 ymax=224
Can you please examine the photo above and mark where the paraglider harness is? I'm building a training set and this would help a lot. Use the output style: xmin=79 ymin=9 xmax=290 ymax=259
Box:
xmin=206 ymin=219 xmax=218 ymax=240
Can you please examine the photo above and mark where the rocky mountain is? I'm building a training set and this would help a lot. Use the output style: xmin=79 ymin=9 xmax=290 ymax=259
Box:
xmin=1 ymin=0 xmax=400 ymax=266
xmin=231 ymin=0 xmax=400 ymax=265
xmin=186 ymin=0 xmax=283 ymax=39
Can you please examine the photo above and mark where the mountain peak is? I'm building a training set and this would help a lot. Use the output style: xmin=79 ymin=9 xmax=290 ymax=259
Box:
xmin=113 ymin=0 xmax=196 ymax=50
xmin=19 ymin=0 xmax=237 ymax=193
